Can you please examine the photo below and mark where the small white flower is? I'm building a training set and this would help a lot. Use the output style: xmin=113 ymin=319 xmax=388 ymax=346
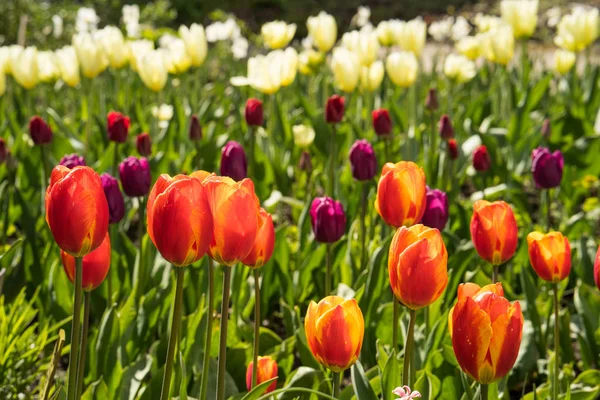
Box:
xmin=231 ymin=37 xmax=249 ymax=59
xmin=152 ymin=104 xmax=174 ymax=129
xmin=392 ymin=386 xmax=421 ymax=400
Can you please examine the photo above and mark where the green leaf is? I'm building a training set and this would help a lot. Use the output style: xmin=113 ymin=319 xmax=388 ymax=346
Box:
xmin=351 ymin=360 xmax=378 ymax=400
xmin=381 ymin=351 xmax=402 ymax=400
xmin=241 ymin=377 xmax=278 ymax=400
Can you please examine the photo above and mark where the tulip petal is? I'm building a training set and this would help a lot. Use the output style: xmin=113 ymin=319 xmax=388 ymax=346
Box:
xmin=315 ymin=304 xmax=359 ymax=371
xmin=489 ymin=301 xmax=523 ymax=382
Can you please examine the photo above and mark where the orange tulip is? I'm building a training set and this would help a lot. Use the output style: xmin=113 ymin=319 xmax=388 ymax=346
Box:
xmin=527 ymin=231 xmax=571 ymax=283
xmin=375 ymin=161 xmax=427 ymax=228
xmin=202 ymin=175 xmax=260 ymax=266
xmin=304 ymin=296 xmax=364 ymax=372
xmin=449 ymin=283 xmax=523 ymax=384
xmin=190 ymin=169 xmax=213 ymax=183
xmin=146 ymin=174 xmax=214 ymax=266
xmin=46 ymin=165 xmax=109 ymax=257
xmin=243 ymin=208 xmax=275 ymax=268
xmin=245 ymin=356 xmax=278 ymax=393
xmin=594 ymin=245 xmax=600 ymax=291
xmin=388 ymin=224 xmax=448 ymax=309
xmin=470 ymin=200 xmax=518 ymax=265
xmin=61 ymin=233 xmax=111 ymax=291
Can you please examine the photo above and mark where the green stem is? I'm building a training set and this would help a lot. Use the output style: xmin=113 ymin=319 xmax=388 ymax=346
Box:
xmin=85 ymin=81 xmax=92 ymax=160
xmin=199 ymin=258 xmax=214 ymax=400
xmin=216 ymin=266 xmax=233 ymax=400
xmin=553 ymin=283 xmax=560 ymax=400
xmin=107 ymin=224 xmax=115 ymax=305
xmin=403 ymin=309 xmax=416 ymax=387
xmin=76 ymin=291 xmax=91 ymax=398
xmin=359 ymin=183 xmax=368 ymax=270
xmin=521 ymin=40 xmax=528 ymax=91
xmin=159 ymin=267 xmax=186 ymax=400
xmin=428 ymin=111 xmax=436 ymax=181
xmin=40 ymin=145 xmax=49 ymax=212
xmin=2 ymin=183 xmax=10 ymax=243
xmin=325 ymin=244 xmax=332 ymax=295
xmin=66 ymin=257 xmax=83 ymax=400
xmin=546 ymin=189 xmax=552 ymax=232
xmin=480 ymin=383 xmax=488 ymax=400
xmin=392 ymin=299 xmax=399 ymax=354
xmin=252 ymin=268 xmax=261 ymax=388
xmin=328 ymin=124 xmax=336 ymax=197
xmin=383 ymin=137 xmax=391 ymax=163
xmin=138 ymin=196 xmax=146 ymax=242
xmin=248 ymin=126 xmax=256 ymax=178
xmin=492 ymin=264 xmax=499 ymax=284
xmin=332 ymin=371 xmax=340 ymax=398
xmin=112 ymin=143 xmax=119 ymax=177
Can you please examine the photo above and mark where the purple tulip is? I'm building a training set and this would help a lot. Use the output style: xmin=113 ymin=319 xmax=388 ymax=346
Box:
xmin=101 ymin=173 xmax=125 ymax=224
xmin=532 ymin=147 xmax=563 ymax=189
xmin=310 ymin=197 xmax=346 ymax=243
xmin=119 ymin=156 xmax=151 ymax=197
xmin=349 ymin=139 xmax=377 ymax=181
xmin=220 ymin=141 xmax=247 ymax=181
xmin=420 ymin=187 xmax=449 ymax=231
xmin=59 ymin=154 xmax=86 ymax=169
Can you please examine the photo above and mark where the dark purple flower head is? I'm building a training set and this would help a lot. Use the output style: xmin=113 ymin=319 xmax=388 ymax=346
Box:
xmin=425 ymin=88 xmax=439 ymax=111
xmin=439 ymin=114 xmax=454 ymax=140
xmin=473 ymin=145 xmax=491 ymax=172
xmin=107 ymin=111 xmax=131 ymax=143
xmin=101 ymin=173 xmax=125 ymax=224
xmin=310 ymin=197 xmax=346 ymax=243
xmin=531 ymin=147 xmax=563 ymax=189
xmin=420 ymin=187 xmax=449 ymax=231
xmin=326 ymin=95 xmax=345 ymax=124
xmin=0 ymin=138 xmax=7 ymax=164
xmin=119 ymin=156 xmax=151 ymax=197
xmin=349 ymin=139 xmax=377 ymax=181
xmin=299 ymin=150 xmax=312 ymax=172
xmin=189 ymin=114 xmax=202 ymax=141
xmin=29 ymin=116 xmax=53 ymax=145
xmin=136 ymin=133 xmax=152 ymax=157
xmin=59 ymin=154 xmax=86 ymax=169
xmin=220 ymin=141 xmax=247 ymax=181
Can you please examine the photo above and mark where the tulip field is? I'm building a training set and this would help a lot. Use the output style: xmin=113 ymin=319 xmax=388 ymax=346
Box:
xmin=1 ymin=1 xmax=600 ymax=400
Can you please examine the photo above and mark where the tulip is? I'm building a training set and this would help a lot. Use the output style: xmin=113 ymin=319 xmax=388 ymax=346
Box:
xmin=0 ymin=138 xmax=6 ymax=164
xmin=136 ymin=133 xmax=152 ymax=157
xmin=107 ymin=111 xmax=130 ymax=143
xmin=376 ymin=20 xmax=401 ymax=47
xmin=37 ymin=51 xmax=60 ymax=83
xmin=425 ymin=88 xmax=439 ymax=111
xmin=326 ymin=95 xmax=345 ymax=123
xmin=129 ymin=39 xmax=155 ymax=72
xmin=310 ymin=197 xmax=346 ymax=243
xmin=341 ymin=27 xmax=380 ymax=66
xmin=238 ymin=48 xmax=298 ymax=94
xmin=420 ymin=188 xmax=449 ymax=231
xmin=29 ymin=116 xmax=53 ymax=145
xmin=331 ymin=47 xmax=360 ymax=92
xmin=60 ymin=154 xmax=86 ymax=169
xmin=554 ymin=7 xmax=599 ymax=52
xmin=242 ymin=208 xmax=275 ymax=269
xmin=439 ymin=115 xmax=454 ymax=140
xmin=531 ymin=147 xmax=563 ymax=189
xmin=349 ymin=140 xmax=377 ymax=181
xmin=161 ymin=39 xmax=192 ymax=74
xmin=189 ymin=114 xmax=202 ymax=140
xmin=448 ymin=139 xmax=459 ymax=160
xmin=456 ymin=36 xmax=481 ymax=60
xmin=292 ymin=124 xmax=316 ymax=148
xmin=395 ymin=18 xmax=426 ymax=56
xmin=179 ymin=24 xmax=208 ymax=67
xmin=299 ymin=151 xmax=312 ymax=172
xmin=443 ymin=54 xmax=476 ymax=83
xmin=245 ymin=98 xmax=264 ymax=127
xmin=46 ymin=166 xmax=109 ymax=257
xmin=100 ymin=173 xmax=125 ymax=224
xmin=55 ymin=46 xmax=80 ymax=87
xmin=359 ymin=61 xmax=384 ymax=92
xmin=474 ymin=14 xmax=503 ymax=33
xmin=386 ymin=51 xmax=418 ymax=88
xmin=73 ymin=32 xmax=108 ymax=79
xmin=153 ymin=104 xmax=174 ymax=129
xmin=137 ymin=50 xmax=168 ymax=92
xmin=304 ymin=296 xmax=364 ymax=372
xmin=479 ymin=25 xmax=514 ymax=66
xmin=119 ymin=156 xmax=151 ymax=197
xmin=372 ymin=108 xmax=392 ymax=136
xmin=527 ymin=231 xmax=571 ymax=283
xmin=473 ymin=145 xmax=491 ymax=172
xmin=553 ymin=50 xmax=575 ymax=75
xmin=449 ymin=283 xmax=523 ymax=384
xmin=220 ymin=141 xmax=248 ymax=182
xmin=246 ymin=356 xmax=278 ymax=393
xmin=542 ymin=119 xmax=551 ymax=139
xmin=307 ymin=11 xmax=337 ymax=53
xmin=375 ymin=161 xmax=427 ymax=228
xmin=594 ymin=245 xmax=600 ymax=291
xmin=470 ymin=200 xmax=518 ymax=274
xmin=10 ymin=46 xmax=38 ymax=89
xmin=261 ymin=21 xmax=296 ymax=49
xmin=94 ymin=26 xmax=130 ymax=69
xmin=61 ymin=233 xmax=111 ymax=291
xmin=0 ymin=69 xmax=5 ymax=97
xmin=501 ymin=0 xmax=538 ymax=39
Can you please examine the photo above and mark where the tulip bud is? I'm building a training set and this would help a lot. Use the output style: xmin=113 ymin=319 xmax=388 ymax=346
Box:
xmin=189 ymin=114 xmax=202 ymax=141
xmin=372 ymin=109 xmax=392 ymax=136
xmin=306 ymin=11 xmax=338 ymax=53
xmin=326 ymin=95 xmax=345 ymax=124
xmin=292 ymin=124 xmax=316 ymax=148
xmin=29 ymin=116 xmax=53 ymax=145
xmin=107 ymin=111 xmax=131 ymax=143
xmin=59 ymin=154 xmax=86 ymax=169
xmin=220 ymin=141 xmax=248 ymax=182
xmin=261 ymin=20 xmax=296 ymax=49
xmin=349 ymin=139 xmax=377 ymax=181
xmin=594 ymin=245 xmax=600 ymax=291
xmin=0 ymin=138 xmax=7 ymax=164
xmin=136 ymin=133 xmax=152 ymax=157
xmin=439 ymin=114 xmax=454 ymax=140
xmin=448 ymin=139 xmax=459 ymax=160
xmin=61 ymin=233 xmax=111 ymax=291
xmin=420 ymin=188 xmax=449 ymax=231
xmin=470 ymin=200 xmax=518 ymax=266
xmin=245 ymin=98 xmax=264 ymax=127
xmin=246 ymin=356 xmax=278 ymax=393
xmin=242 ymin=208 xmax=275 ymax=269
xmin=100 ymin=173 xmax=125 ymax=224
xmin=473 ymin=145 xmax=491 ymax=172
xmin=310 ymin=197 xmax=346 ymax=243
xmin=541 ymin=118 xmax=551 ymax=138
xmin=531 ymin=147 xmax=563 ymax=189
xmin=527 ymin=231 xmax=571 ymax=283
xmin=119 ymin=156 xmax=151 ymax=197
xmin=425 ymin=88 xmax=439 ymax=111
xmin=298 ymin=151 xmax=313 ymax=172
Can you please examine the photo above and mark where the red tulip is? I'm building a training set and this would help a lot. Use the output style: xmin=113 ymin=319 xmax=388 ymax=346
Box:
xmin=246 ymin=356 xmax=278 ymax=393
xmin=473 ymin=145 xmax=491 ymax=172
xmin=242 ymin=208 xmax=275 ymax=269
xmin=372 ymin=109 xmax=392 ymax=136
xmin=594 ymin=245 xmax=600 ymax=291
xmin=61 ymin=233 xmax=111 ymax=291
xmin=470 ymin=200 xmax=518 ymax=266
xmin=29 ymin=116 xmax=53 ymax=145
xmin=136 ymin=133 xmax=152 ymax=156
xmin=527 ymin=231 xmax=571 ymax=283
xmin=326 ymin=95 xmax=345 ymax=123
xmin=107 ymin=111 xmax=130 ymax=143
xmin=245 ymin=98 xmax=264 ymax=126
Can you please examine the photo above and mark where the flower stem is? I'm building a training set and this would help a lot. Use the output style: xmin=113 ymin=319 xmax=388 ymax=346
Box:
xmin=66 ymin=257 xmax=83 ymax=400
xmin=546 ymin=189 xmax=552 ymax=232
xmin=216 ymin=266 xmax=232 ymax=400
xmin=76 ymin=291 xmax=91 ymax=398
xmin=329 ymin=124 xmax=336 ymax=197
xmin=159 ymin=267 xmax=185 ymax=400
xmin=39 ymin=145 xmax=49 ymax=212
xmin=325 ymin=244 xmax=332 ymax=295
xmin=492 ymin=264 xmax=499 ymax=284
xmin=480 ymin=383 xmax=488 ymax=400
xmin=248 ymin=126 xmax=256 ymax=178
xmin=112 ymin=143 xmax=119 ymax=177
xmin=553 ymin=283 xmax=560 ymax=400
xmin=359 ymin=183 xmax=368 ymax=270
xmin=392 ymin=299 xmax=399 ymax=354
xmin=403 ymin=309 xmax=416 ymax=386
xmin=199 ymin=258 xmax=214 ymax=400
xmin=252 ymin=268 xmax=261 ymax=388
xmin=138 ymin=196 xmax=146 ymax=242
xmin=107 ymin=224 xmax=115 ymax=305
xmin=332 ymin=371 xmax=340 ymax=398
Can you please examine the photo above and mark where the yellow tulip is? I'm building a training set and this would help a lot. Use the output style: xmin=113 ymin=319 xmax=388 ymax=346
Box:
xmin=73 ymin=32 xmax=108 ymax=79
xmin=456 ymin=36 xmax=481 ymax=60
xmin=179 ymin=24 xmax=208 ymax=67
xmin=55 ymin=46 xmax=80 ymax=87
xmin=480 ymin=25 xmax=514 ymax=66
xmin=501 ymin=0 xmax=538 ymax=39
xmin=138 ymin=50 xmax=168 ymax=92
xmin=292 ymin=124 xmax=315 ymax=148
xmin=553 ymin=49 xmax=576 ymax=75
xmin=129 ymin=39 xmax=154 ymax=72
xmin=307 ymin=12 xmax=337 ymax=53
xmin=261 ymin=20 xmax=296 ymax=49
xmin=5 ymin=45 xmax=23 ymax=76
xmin=331 ymin=47 xmax=360 ymax=92
xmin=444 ymin=54 xmax=476 ymax=83
xmin=0 ymin=47 xmax=10 ymax=75
xmin=95 ymin=26 xmax=130 ymax=69
xmin=11 ymin=46 xmax=38 ymax=89
xmin=376 ymin=20 xmax=400 ymax=47
xmin=37 ymin=51 xmax=60 ymax=83
xmin=360 ymin=61 xmax=384 ymax=92
xmin=237 ymin=47 xmax=298 ymax=95
xmin=298 ymin=49 xmax=324 ymax=75
xmin=396 ymin=18 xmax=426 ymax=56
xmin=162 ymin=39 xmax=192 ymax=74
xmin=385 ymin=51 xmax=418 ymax=88
xmin=341 ymin=26 xmax=380 ymax=66
xmin=554 ymin=7 xmax=599 ymax=52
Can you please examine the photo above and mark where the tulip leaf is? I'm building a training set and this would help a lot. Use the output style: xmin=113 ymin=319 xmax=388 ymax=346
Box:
xmin=381 ymin=351 xmax=402 ymax=400
xmin=240 ymin=377 xmax=278 ymax=400
xmin=351 ymin=360 xmax=378 ymax=400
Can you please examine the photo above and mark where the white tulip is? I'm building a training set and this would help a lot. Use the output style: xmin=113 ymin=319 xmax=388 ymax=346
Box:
xmin=129 ymin=39 xmax=154 ymax=72
xmin=293 ymin=124 xmax=316 ymax=148
xmin=474 ymin=13 xmax=503 ymax=33
xmin=94 ymin=26 xmax=130 ymax=69
xmin=341 ymin=26 xmax=380 ymax=66
xmin=10 ymin=46 xmax=38 ymax=89
xmin=376 ymin=20 xmax=402 ymax=46
xmin=428 ymin=17 xmax=454 ymax=42
xmin=360 ymin=60 xmax=384 ymax=92
xmin=152 ymin=104 xmax=174 ymax=129
xmin=73 ymin=32 xmax=108 ymax=79
xmin=307 ymin=12 xmax=337 ymax=53
xmin=331 ymin=47 xmax=360 ymax=92
xmin=55 ymin=46 xmax=80 ymax=87
xmin=479 ymin=25 xmax=515 ymax=65
xmin=75 ymin=7 xmax=99 ymax=33
xmin=501 ymin=0 xmax=538 ymax=39
xmin=385 ymin=51 xmax=418 ymax=88
xmin=451 ymin=16 xmax=472 ymax=41
xmin=552 ymin=49 xmax=576 ymax=75
xmin=138 ymin=50 xmax=168 ymax=92
xmin=444 ymin=54 xmax=477 ymax=83
xmin=179 ymin=24 xmax=208 ymax=67
xmin=37 ymin=51 xmax=60 ymax=83
xmin=261 ymin=21 xmax=296 ymax=49
xmin=554 ymin=7 xmax=599 ymax=52
xmin=456 ymin=36 xmax=481 ymax=60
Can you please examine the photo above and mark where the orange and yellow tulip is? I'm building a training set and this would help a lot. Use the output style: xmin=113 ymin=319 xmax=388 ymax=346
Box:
xmin=202 ymin=175 xmax=260 ymax=266
xmin=245 ymin=356 xmax=278 ymax=393
xmin=594 ymin=245 xmax=600 ymax=291
xmin=527 ymin=231 xmax=571 ymax=283
xmin=46 ymin=165 xmax=109 ymax=257
xmin=146 ymin=174 xmax=214 ymax=266
xmin=449 ymin=283 xmax=523 ymax=384
xmin=304 ymin=296 xmax=364 ymax=372
xmin=243 ymin=208 xmax=275 ymax=268
xmin=470 ymin=200 xmax=518 ymax=265
xmin=388 ymin=224 xmax=448 ymax=309
xmin=190 ymin=169 xmax=213 ymax=183
xmin=375 ymin=161 xmax=427 ymax=228
xmin=61 ymin=233 xmax=111 ymax=291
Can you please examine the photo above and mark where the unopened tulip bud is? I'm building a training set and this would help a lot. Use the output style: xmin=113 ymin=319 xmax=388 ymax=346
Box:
xmin=541 ymin=118 xmax=551 ymax=138
xmin=100 ymin=173 xmax=125 ymax=224
xmin=299 ymin=151 xmax=312 ymax=172
xmin=420 ymin=187 xmax=449 ymax=231
xmin=326 ymin=95 xmax=345 ymax=124
xmin=59 ymin=154 xmax=86 ymax=169
xmin=473 ymin=145 xmax=491 ymax=172
xmin=107 ymin=111 xmax=131 ymax=143
xmin=220 ymin=141 xmax=248 ymax=181
xmin=527 ymin=231 xmax=571 ymax=283
xmin=310 ymin=197 xmax=346 ymax=243
xmin=448 ymin=139 xmax=459 ymax=160
xmin=425 ymin=88 xmax=439 ymax=111
xmin=531 ymin=147 xmax=563 ymax=189
xmin=136 ymin=133 xmax=152 ymax=156
xmin=29 ymin=116 xmax=53 ymax=145
xmin=189 ymin=114 xmax=202 ymax=141
xmin=246 ymin=356 xmax=278 ymax=393
xmin=372 ymin=109 xmax=392 ymax=136
xmin=439 ymin=114 xmax=454 ymax=140
xmin=245 ymin=98 xmax=264 ymax=126
xmin=0 ymin=138 xmax=7 ymax=164
xmin=349 ymin=139 xmax=377 ymax=181
xmin=119 ymin=156 xmax=151 ymax=197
